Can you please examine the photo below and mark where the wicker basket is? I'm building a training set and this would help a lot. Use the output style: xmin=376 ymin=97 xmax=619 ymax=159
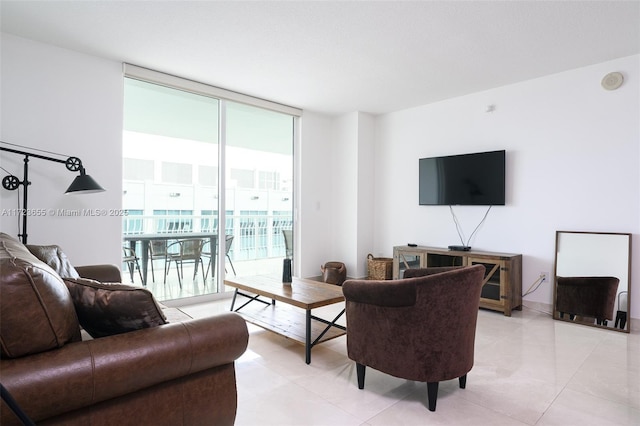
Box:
xmin=367 ymin=253 xmax=393 ymax=280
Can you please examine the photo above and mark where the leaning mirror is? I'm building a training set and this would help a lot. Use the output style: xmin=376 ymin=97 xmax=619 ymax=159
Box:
xmin=553 ymin=231 xmax=631 ymax=333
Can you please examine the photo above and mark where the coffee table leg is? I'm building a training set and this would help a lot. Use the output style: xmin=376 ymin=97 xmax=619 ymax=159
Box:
xmin=230 ymin=289 xmax=238 ymax=311
xmin=305 ymin=309 xmax=311 ymax=364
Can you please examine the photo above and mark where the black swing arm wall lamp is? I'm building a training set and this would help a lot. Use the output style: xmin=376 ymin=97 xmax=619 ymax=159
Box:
xmin=0 ymin=142 xmax=105 ymax=244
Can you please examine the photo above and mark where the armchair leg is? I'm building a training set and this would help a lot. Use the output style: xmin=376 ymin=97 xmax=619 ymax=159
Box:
xmin=459 ymin=374 xmax=467 ymax=389
xmin=356 ymin=363 xmax=366 ymax=389
xmin=427 ymin=382 xmax=439 ymax=412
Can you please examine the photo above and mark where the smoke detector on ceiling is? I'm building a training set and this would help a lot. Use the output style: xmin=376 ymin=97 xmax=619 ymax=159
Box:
xmin=601 ymin=72 xmax=624 ymax=90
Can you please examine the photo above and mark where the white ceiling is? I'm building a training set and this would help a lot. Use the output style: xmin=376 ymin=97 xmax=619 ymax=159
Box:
xmin=1 ymin=1 xmax=638 ymax=115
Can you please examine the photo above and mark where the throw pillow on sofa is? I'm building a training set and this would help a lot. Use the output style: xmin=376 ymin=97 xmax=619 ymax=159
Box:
xmin=0 ymin=233 xmax=81 ymax=358
xmin=64 ymin=278 xmax=168 ymax=338
xmin=26 ymin=244 xmax=81 ymax=279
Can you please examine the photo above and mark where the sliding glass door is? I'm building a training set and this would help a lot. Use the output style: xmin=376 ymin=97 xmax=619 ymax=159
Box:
xmin=122 ymin=75 xmax=295 ymax=302
xmin=225 ymin=102 xmax=293 ymax=274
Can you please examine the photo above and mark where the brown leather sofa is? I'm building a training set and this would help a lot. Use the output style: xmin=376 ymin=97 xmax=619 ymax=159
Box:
xmin=0 ymin=232 xmax=248 ymax=425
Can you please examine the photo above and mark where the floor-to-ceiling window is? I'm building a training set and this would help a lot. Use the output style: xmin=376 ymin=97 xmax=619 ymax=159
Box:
xmin=122 ymin=66 xmax=299 ymax=302
xmin=226 ymin=101 xmax=294 ymax=264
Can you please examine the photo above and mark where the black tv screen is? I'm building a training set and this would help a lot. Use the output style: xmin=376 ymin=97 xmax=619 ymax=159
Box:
xmin=419 ymin=150 xmax=505 ymax=206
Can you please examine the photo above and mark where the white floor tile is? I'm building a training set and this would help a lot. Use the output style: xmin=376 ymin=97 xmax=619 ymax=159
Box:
xmin=181 ymin=300 xmax=639 ymax=425
xmin=537 ymin=388 xmax=640 ymax=426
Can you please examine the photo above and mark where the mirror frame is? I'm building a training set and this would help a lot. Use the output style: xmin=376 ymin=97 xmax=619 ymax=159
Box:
xmin=553 ymin=230 xmax=632 ymax=333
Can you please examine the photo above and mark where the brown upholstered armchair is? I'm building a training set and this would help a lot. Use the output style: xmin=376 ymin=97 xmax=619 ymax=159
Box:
xmin=555 ymin=276 xmax=619 ymax=325
xmin=343 ymin=265 xmax=485 ymax=412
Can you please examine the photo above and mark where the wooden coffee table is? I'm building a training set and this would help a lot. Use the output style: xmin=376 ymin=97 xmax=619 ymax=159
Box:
xmin=224 ymin=275 xmax=346 ymax=364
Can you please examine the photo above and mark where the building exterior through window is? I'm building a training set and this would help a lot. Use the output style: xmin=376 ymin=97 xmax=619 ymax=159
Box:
xmin=122 ymin=75 xmax=295 ymax=302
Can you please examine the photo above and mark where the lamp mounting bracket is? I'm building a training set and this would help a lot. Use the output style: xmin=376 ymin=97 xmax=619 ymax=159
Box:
xmin=65 ymin=157 xmax=82 ymax=172
xmin=2 ymin=175 xmax=21 ymax=191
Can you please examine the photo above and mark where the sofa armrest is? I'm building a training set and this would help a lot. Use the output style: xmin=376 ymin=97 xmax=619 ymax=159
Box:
xmin=75 ymin=264 xmax=122 ymax=282
xmin=0 ymin=313 xmax=248 ymax=424
xmin=343 ymin=279 xmax=416 ymax=307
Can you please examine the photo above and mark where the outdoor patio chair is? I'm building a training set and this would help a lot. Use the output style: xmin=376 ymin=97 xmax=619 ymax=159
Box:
xmin=203 ymin=235 xmax=236 ymax=280
xmin=122 ymin=245 xmax=143 ymax=284
xmin=148 ymin=240 xmax=169 ymax=283
xmin=164 ymin=239 xmax=205 ymax=288
xmin=282 ymin=229 xmax=293 ymax=259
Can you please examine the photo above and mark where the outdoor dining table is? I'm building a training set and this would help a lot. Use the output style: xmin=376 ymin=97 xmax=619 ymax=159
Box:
xmin=124 ymin=232 xmax=218 ymax=286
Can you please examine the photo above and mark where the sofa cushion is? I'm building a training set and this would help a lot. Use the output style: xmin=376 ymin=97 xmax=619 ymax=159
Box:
xmin=26 ymin=244 xmax=80 ymax=279
xmin=64 ymin=278 xmax=168 ymax=338
xmin=0 ymin=233 xmax=81 ymax=358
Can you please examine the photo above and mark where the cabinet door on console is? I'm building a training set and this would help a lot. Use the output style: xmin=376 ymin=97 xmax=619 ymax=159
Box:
xmin=393 ymin=248 xmax=426 ymax=279
xmin=467 ymin=255 xmax=522 ymax=316
xmin=467 ymin=258 xmax=508 ymax=310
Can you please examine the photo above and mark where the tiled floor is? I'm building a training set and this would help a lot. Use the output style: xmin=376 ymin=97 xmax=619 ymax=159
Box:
xmin=181 ymin=299 xmax=640 ymax=426
xmin=123 ymin=258 xmax=283 ymax=302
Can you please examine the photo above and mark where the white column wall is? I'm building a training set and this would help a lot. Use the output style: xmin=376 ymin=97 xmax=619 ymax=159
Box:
xmin=355 ymin=112 xmax=375 ymax=278
xmin=307 ymin=111 xmax=376 ymax=280
xmin=297 ymin=111 xmax=336 ymax=278
xmin=331 ymin=112 xmax=359 ymax=276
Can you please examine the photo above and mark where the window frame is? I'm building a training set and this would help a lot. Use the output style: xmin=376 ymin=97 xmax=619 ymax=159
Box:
xmin=123 ymin=64 xmax=301 ymax=291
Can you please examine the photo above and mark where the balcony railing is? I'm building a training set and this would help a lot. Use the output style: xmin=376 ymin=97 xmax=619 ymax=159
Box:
xmin=123 ymin=214 xmax=292 ymax=261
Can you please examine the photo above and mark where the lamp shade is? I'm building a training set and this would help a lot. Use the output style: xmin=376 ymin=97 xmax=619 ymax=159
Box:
xmin=65 ymin=170 xmax=105 ymax=194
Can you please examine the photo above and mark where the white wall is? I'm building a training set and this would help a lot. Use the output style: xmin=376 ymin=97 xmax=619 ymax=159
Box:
xmin=2 ymin=33 xmax=638 ymax=320
xmin=355 ymin=112 xmax=375 ymax=278
xmin=0 ymin=33 xmax=123 ymax=267
xmin=297 ymin=111 xmax=335 ymax=278
xmin=308 ymin=111 xmax=376 ymax=279
xmin=332 ymin=112 xmax=359 ymax=274
xmin=373 ymin=55 xmax=640 ymax=318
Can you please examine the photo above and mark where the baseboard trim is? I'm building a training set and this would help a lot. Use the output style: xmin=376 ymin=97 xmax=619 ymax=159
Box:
xmin=522 ymin=301 xmax=553 ymax=316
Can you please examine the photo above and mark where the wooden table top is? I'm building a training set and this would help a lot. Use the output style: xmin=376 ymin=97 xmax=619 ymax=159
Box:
xmin=224 ymin=275 xmax=344 ymax=310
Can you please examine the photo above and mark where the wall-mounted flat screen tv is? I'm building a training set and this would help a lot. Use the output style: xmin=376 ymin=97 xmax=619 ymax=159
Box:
xmin=419 ymin=150 xmax=505 ymax=206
